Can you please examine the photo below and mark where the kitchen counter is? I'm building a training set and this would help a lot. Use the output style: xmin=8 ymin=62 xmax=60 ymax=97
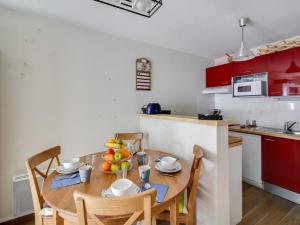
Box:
xmin=139 ymin=114 xmax=233 ymax=126
xmin=229 ymin=125 xmax=300 ymax=141
xmin=139 ymin=113 xmax=232 ymax=225
xmin=229 ymin=136 xmax=243 ymax=148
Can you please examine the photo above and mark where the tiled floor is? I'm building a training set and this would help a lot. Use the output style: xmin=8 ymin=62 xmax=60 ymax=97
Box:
xmin=15 ymin=183 xmax=300 ymax=225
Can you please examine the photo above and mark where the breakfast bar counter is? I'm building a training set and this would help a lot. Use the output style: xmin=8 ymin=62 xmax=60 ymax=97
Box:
xmin=139 ymin=114 xmax=233 ymax=126
xmin=139 ymin=114 xmax=234 ymax=225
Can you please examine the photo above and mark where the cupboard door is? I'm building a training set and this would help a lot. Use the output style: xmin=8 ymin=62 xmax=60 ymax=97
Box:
xmin=267 ymin=49 xmax=294 ymax=96
xmin=262 ymin=136 xmax=300 ymax=193
xmin=290 ymin=47 xmax=300 ymax=95
xmin=206 ymin=63 xmax=232 ymax=87
xmin=232 ymin=55 xmax=268 ymax=76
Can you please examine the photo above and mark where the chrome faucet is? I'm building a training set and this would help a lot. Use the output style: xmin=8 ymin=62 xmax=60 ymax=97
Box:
xmin=284 ymin=121 xmax=297 ymax=133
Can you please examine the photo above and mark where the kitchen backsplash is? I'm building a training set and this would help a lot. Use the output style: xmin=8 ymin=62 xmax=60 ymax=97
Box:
xmin=215 ymin=94 xmax=300 ymax=130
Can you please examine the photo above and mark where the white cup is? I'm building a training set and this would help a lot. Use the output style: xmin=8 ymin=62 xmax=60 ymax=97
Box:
xmin=160 ymin=156 xmax=176 ymax=170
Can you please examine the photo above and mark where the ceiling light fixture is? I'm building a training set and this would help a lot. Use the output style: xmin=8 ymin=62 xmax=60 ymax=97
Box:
xmin=232 ymin=17 xmax=255 ymax=61
xmin=93 ymin=0 xmax=163 ymax=18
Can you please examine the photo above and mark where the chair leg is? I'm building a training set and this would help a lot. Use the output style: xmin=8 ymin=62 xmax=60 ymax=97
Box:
xmin=151 ymin=216 xmax=157 ymax=225
xmin=35 ymin=212 xmax=43 ymax=225
xmin=53 ymin=210 xmax=64 ymax=225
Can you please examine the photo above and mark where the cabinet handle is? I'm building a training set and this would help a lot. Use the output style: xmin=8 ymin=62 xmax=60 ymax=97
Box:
xmin=264 ymin=138 xmax=275 ymax=142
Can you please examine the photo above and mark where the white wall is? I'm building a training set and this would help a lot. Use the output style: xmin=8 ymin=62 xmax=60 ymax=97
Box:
xmin=215 ymin=94 xmax=300 ymax=129
xmin=0 ymin=7 xmax=213 ymax=220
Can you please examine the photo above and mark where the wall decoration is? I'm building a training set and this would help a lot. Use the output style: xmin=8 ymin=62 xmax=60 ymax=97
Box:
xmin=136 ymin=58 xmax=151 ymax=91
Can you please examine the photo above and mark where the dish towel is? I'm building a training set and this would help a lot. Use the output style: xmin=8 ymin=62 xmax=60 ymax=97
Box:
xmin=141 ymin=182 xmax=169 ymax=203
xmin=51 ymin=172 xmax=81 ymax=189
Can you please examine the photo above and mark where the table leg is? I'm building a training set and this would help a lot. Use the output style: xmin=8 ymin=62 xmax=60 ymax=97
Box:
xmin=170 ymin=196 xmax=179 ymax=225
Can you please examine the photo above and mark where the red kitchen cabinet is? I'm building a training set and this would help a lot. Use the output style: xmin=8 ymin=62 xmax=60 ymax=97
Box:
xmin=232 ymin=55 xmax=268 ymax=76
xmin=267 ymin=48 xmax=300 ymax=96
xmin=206 ymin=56 xmax=268 ymax=88
xmin=262 ymin=136 xmax=300 ymax=193
xmin=290 ymin=47 xmax=300 ymax=95
xmin=206 ymin=63 xmax=233 ymax=87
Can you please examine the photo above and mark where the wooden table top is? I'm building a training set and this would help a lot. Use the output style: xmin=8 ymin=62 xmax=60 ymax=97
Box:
xmin=42 ymin=149 xmax=191 ymax=217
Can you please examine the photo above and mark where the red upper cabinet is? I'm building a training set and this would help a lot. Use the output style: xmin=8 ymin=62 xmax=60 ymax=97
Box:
xmin=205 ymin=46 xmax=300 ymax=96
xmin=232 ymin=55 xmax=268 ymax=76
xmin=290 ymin=47 xmax=300 ymax=95
xmin=206 ymin=56 xmax=268 ymax=88
xmin=267 ymin=48 xmax=294 ymax=96
xmin=262 ymin=136 xmax=300 ymax=193
xmin=206 ymin=63 xmax=233 ymax=87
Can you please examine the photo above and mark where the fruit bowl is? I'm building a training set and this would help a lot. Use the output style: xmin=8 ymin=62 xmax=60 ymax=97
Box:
xmin=101 ymin=146 xmax=133 ymax=173
xmin=101 ymin=151 xmax=132 ymax=164
xmin=101 ymin=163 xmax=133 ymax=174
xmin=105 ymin=138 xmax=127 ymax=150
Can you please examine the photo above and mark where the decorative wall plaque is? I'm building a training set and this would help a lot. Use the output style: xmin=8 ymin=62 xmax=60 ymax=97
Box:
xmin=136 ymin=58 xmax=151 ymax=91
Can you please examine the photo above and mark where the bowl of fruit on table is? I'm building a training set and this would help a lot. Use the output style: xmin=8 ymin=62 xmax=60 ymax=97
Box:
xmin=105 ymin=138 xmax=127 ymax=150
xmin=101 ymin=145 xmax=132 ymax=173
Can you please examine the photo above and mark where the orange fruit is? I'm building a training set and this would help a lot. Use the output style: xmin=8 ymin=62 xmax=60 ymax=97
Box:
xmin=101 ymin=162 xmax=111 ymax=171
xmin=120 ymin=148 xmax=130 ymax=158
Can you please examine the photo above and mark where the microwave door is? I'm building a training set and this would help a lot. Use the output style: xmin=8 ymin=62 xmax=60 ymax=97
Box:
xmin=233 ymin=81 xmax=263 ymax=97
xmin=234 ymin=84 xmax=253 ymax=96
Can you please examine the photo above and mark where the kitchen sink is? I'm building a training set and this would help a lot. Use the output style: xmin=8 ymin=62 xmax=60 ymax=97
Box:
xmin=275 ymin=131 xmax=300 ymax=136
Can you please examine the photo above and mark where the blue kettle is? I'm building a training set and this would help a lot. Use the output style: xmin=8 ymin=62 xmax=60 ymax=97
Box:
xmin=141 ymin=103 xmax=161 ymax=114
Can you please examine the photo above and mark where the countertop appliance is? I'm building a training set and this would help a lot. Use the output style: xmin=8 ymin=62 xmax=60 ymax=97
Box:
xmin=141 ymin=103 xmax=161 ymax=114
xmin=198 ymin=109 xmax=223 ymax=120
xmin=233 ymin=72 xmax=268 ymax=97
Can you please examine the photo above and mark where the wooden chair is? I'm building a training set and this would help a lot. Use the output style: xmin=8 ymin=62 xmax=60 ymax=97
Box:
xmin=74 ymin=188 xmax=157 ymax=225
xmin=115 ymin=132 xmax=143 ymax=151
xmin=155 ymin=145 xmax=204 ymax=225
xmin=25 ymin=146 xmax=62 ymax=225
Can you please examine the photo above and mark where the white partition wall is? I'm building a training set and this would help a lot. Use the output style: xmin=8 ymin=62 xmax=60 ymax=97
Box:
xmin=139 ymin=115 xmax=230 ymax=225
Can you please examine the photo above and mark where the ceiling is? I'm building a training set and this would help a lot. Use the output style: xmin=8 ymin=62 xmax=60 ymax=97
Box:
xmin=1 ymin=0 xmax=300 ymax=59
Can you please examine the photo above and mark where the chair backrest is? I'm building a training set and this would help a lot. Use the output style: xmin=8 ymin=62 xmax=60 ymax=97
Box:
xmin=115 ymin=132 xmax=143 ymax=151
xmin=74 ymin=188 xmax=156 ymax=225
xmin=25 ymin=146 xmax=61 ymax=214
xmin=187 ymin=145 xmax=204 ymax=215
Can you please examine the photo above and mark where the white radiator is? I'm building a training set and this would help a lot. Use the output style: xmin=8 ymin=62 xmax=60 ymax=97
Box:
xmin=12 ymin=173 xmax=42 ymax=217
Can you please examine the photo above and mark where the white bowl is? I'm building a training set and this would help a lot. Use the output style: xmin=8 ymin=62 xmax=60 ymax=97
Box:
xmin=62 ymin=158 xmax=80 ymax=170
xmin=160 ymin=156 xmax=177 ymax=170
xmin=111 ymin=178 xmax=134 ymax=197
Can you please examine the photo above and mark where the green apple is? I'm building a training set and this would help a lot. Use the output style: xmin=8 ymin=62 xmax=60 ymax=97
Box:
xmin=121 ymin=161 xmax=130 ymax=169
xmin=111 ymin=164 xmax=120 ymax=172
xmin=114 ymin=152 xmax=122 ymax=160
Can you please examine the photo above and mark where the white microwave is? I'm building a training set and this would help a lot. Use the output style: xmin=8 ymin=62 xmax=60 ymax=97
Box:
xmin=233 ymin=80 xmax=267 ymax=97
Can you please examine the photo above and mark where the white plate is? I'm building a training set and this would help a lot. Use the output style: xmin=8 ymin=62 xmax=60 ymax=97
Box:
xmin=56 ymin=162 xmax=84 ymax=174
xmin=101 ymin=184 xmax=140 ymax=198
xmin=155 ymin=161 xmax=182 ymax=173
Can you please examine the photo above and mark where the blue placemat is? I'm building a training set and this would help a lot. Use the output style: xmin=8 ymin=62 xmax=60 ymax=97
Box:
xmin=141 ymin=182 xmax=169 ymax=203
xmin=51 ymin=172 xmax=80 ymax=189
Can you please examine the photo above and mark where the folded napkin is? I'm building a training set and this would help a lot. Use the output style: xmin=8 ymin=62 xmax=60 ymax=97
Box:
xmin=51 ymin=172 xmax=80 ymax=189
xmin=141 ymin=182 xmax=169 ymax=203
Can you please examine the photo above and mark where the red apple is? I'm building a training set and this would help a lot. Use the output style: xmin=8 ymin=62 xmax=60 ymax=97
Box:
xmin=106 ymin=148 xmax=115 ymax=155
xmin=104 ymin=153 xmax=114 ymax=161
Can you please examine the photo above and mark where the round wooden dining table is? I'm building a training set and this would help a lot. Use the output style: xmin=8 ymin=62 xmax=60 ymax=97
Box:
xmin=42 ymin=149 xmax=191 ymax=225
